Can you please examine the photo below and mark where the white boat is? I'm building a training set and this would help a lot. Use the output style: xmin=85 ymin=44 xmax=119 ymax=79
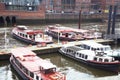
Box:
xmin=45 ymin=25 xmax=84 ymax=41
xmin=45 ymin=24 xmax=102 ymax=40
xmin=79 ymin=41 xmax=120 ymax=60
xmin=12 ymin=25 xmax=53 ymax=45
xmin=59 ymin=45 xmax=120 ymax=72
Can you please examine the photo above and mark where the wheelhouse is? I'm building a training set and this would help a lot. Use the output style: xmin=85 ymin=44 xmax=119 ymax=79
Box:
xmin=80 ymin=41 xmax=112 ymax=52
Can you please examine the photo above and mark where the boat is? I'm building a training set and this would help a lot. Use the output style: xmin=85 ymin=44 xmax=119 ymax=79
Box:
xmin=45 ymin=24 xmax=102 ymax=40
xmin=12 ymin=25 xmax=53 ymax=45
xmin=79 ymin=41 xmax=120 ymax=60
xmin=59 ymin=45 xmax=120 ymax=72
xmin=45 ymin=25 xmax=84 ymax=41
xmin=10 ymin=47 xmax=66 ymax=80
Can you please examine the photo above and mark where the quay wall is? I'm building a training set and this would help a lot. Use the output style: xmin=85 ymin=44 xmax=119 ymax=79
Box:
xmin=17 ymin=13 xmax=105 ymax=24
xmin=0 ymin=12 xmax=106 ymax=26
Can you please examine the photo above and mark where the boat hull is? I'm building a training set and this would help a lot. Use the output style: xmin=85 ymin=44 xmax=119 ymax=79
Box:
xmin=10 ymin=57 xmax=30 ymax=80
xmin=59 ymin=49 xmax=120 ymax=72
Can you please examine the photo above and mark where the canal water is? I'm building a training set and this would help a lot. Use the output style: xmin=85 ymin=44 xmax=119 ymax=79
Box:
xmin=0 ymin=23 xmax=120 ymax=80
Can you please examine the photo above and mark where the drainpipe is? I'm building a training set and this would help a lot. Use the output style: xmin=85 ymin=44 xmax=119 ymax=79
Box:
xmin=111 ymin=5 xmax=117 ymax=34
xmin=107 ymin=5 xmax=112 ymax=34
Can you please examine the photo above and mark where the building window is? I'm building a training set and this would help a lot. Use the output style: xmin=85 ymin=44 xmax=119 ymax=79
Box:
xmin=4 ymin=0 xmax=41 ymax=11
xmin=61 ymin=0 xmax=75 ymax=9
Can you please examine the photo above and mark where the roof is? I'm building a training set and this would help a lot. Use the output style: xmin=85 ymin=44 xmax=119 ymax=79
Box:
xmin=15 ymin=26 xmax=43 ymax=35
xmin=51 ymin=29 xmax=73 ymax=33
xmin=11 ymin=47 xmax=36 ymax=57
xmin=11 ymin=47 xmax=56 ymax=72
xmin=81 ymin=41 xmax=110 ymax=48
xmin=17 ymin=25 xmax=28 ymax=30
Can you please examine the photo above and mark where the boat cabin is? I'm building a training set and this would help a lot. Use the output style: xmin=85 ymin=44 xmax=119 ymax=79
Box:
xmin=80 ymin=41 xmax=111 ymax=52
xmin=62 ymin=46 xmax=115 ymax=63
xmin=14 ymin=26 xmax=52 ymax=41
xmin=76 ymin=50 xmax=114 ymax=63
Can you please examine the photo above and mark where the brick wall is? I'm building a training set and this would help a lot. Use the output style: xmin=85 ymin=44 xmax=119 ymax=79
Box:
xmin=0 ymin=3 xmax=5 ymax=11
xmin=0 ymin=10 xmax=45 ymax=19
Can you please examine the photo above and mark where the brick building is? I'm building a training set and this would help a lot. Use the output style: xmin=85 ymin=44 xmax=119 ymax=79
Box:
xmin=0 ymin=0 xmax=120 ymax=25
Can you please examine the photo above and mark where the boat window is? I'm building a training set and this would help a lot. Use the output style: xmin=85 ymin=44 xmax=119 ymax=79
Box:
xmin=29 ymin=35 xmax=32 ymax=39
xmin=91 ymin=47 xmax=94 ymax=50
xmin=23 ymin=34 xmax=25 ymax=37
xmin=66 ymin=49 xmax=68 ymax=52
xmin=104 ymin=59 xmax=109 ymax=62
xmin=25 ymin=35 xmax=27 ymax=38
xmin=83 ymin=45 xmax=86 ymax=48
xmin=85 ymin=55 xmax=88 ymax=59
xmin=44 ymin=68 xmax=56 ymax=74
xmin=30 ymin=72 xmax=34 ymax=78
xmin=97 ymin=48 xmax=99 ymax=50
xmin=36 ymin=76 xmax=39 ymax=80
xmin=99 ymin=58 xmax=102 ymax=62
xmin=82 ymin=54 xmax=84 ymax=58
xmin=79 ymin=53 xmax=81 ymax=57
xmin=94 ymin=57 xmax=97 ymax=61
xmin=22 ymin=66 xmax=27 ymax=74
xmin=76 ymin=53 xmax=78 ymax=55
xmin=87 ymin=46 xmax=90 ymax=49
xmin=20 ymin=33 xmax=22 ymax=36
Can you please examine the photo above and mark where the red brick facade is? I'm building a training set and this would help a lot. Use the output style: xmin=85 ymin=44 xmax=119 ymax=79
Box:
xmin=0 ymin=0 xmax=119 ymax=20
xmin=0 ymin=3 xmax=45 ymax=19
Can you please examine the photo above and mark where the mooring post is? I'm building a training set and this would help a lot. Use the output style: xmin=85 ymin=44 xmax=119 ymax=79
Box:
xmin=111 ymin=5 xmax=117 ymax=34
xmin=78 ymin=10 xmax=81 ymax=29
xmin=107 ymin=5 xmax=113 ymax=34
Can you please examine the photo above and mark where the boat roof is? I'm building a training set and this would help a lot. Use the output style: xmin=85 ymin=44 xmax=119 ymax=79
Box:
xmin=11 ymin=47 xmax=56 ymax=72
xmin=16 ymin=25 xmax=28 ymax=30
xmin=81 ymin=41 xmax=110 ymax=48
xmin=48 ymin=24 xmax=91 ymax=33
xmin=15 ymin=26 xmax=43 ymax=34
xmin=11 ymin=47 xmax=36 ymax=57
xmin=51 ymin=29 xmax=73 ymax=33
